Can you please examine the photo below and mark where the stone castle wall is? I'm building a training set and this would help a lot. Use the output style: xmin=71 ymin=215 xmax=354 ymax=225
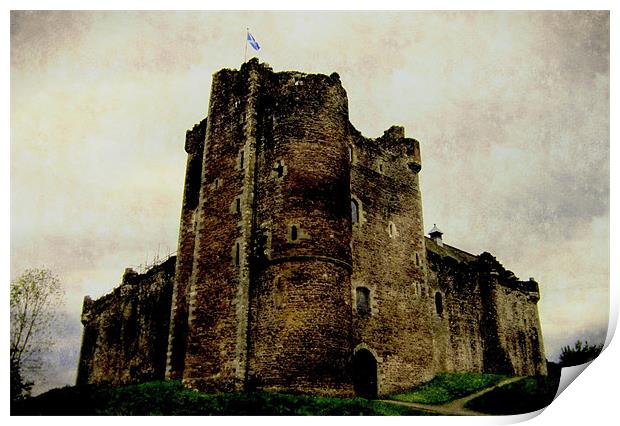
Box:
xmin=76 ymin=256 xmax=175 ymax=385
xmin=165 ymin=119 xmax=206 ymax=380
xmin=247 ymin=69 xmax=354 ymax=396
xmin=426 ymin=239 xmax=486 ymax=374
xmin=174 ymin=67 xmax=254 ymax=392
xmin=426 ymin=240 xmax=547 ymax=376
xmin=350 ymin=125 xmax=435 ymax=395
xmin=77 ymin=60 xmax=547 ymax=395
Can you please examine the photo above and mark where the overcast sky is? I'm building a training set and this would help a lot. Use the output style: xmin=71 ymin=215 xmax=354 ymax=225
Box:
xmin=10 ymin=10 xmax=609 ymax=392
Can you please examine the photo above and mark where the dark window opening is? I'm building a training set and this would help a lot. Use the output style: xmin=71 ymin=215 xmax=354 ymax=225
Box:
xmin=234 ymin=243 xmax=240 ymax=266
xmin=274 ymin=160 xmax=285 ymax=178
xmin=351 ymin=200 xmax=359 ymax=225
xmin=415 ymin=253 xmax=420 ymax=266
xmin=235 ymin=198 xmax=241 ymax=214
xmin=435 ymin=292 xmax=443 ymax=317
xmin=356 ymin=287 xmax=370 ymax=316
xmin=274 ymin=276 xmax=286 ymax=307
xmin=291 ymin=225 xmax=298 ymax=241
xmin=239 ymin=150 xmax=245 ymax=169
xmin=257 ymin=231 xmax=270 ymax=262
xmin=378 ymin=163 xmax=383 ymax=173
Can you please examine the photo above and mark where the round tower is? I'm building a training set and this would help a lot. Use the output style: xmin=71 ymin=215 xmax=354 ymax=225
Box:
xmin=248 ymin=70 xmax=354 ymax=396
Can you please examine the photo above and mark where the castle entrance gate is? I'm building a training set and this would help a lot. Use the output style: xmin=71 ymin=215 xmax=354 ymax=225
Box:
xmin=352 ymin=349 xmax=378 ymax=398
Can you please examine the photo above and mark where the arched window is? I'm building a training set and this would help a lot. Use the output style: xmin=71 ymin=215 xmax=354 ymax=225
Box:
xmin=291 ymin=225 xmax=298 ymax=241
xmin=351 ymin=199 xmax=359 ymax=225
xmin=388 ymin=221 xmax=396 ymax=238
xmin=435 ymin=292 xmax=443 ymax=317
xmin=356 ymin=287 xmax=370 ymax=316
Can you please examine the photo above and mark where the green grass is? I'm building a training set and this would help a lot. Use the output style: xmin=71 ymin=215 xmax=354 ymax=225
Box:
xmin=390 ymin=372 xmax=507 ymax=405
xmin=464 ymin=375 xmax=560 ymax=415
xmin=11 ymin=380 xmax=432 ymax=416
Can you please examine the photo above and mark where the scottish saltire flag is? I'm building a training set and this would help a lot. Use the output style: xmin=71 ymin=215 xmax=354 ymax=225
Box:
xmin=247 ymin=32 xmax=260 ymax=51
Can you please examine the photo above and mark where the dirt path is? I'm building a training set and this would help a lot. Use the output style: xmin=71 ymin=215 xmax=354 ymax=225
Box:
xmin=380 ymin=376 xmax=525 ymax=416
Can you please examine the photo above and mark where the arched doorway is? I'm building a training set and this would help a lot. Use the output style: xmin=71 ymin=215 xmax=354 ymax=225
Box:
xmin=353 ymin=349 xmax=378 ymax=398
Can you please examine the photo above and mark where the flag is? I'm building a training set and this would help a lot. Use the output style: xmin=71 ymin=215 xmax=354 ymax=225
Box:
xmin=247 ymin=32 xmax=260 ymax=51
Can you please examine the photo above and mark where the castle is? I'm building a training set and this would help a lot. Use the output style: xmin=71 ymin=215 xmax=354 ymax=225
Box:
xmin=76 ymin=59 xmax=547 ymax=398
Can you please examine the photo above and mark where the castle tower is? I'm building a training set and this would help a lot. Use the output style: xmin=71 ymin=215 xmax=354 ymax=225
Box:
xmin=247 ymin=68 xmax=353 ymax=395
xmin=166 ymin=60 xmax=354 ymax=395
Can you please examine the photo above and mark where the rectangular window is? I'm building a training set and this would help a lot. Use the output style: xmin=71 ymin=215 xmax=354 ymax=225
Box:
xmin=356 ymin=287 xmax=370 ymax=316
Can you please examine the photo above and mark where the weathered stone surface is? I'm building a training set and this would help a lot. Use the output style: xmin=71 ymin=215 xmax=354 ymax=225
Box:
xmin=350 ymin=126 xmax=434 ymax=395
xmin=426 ymin=242 xmax=547 ymax=377
xmin=77 ymin=59 xmax=547 ymax=396
xmin=76 ymin=256 xmax=175 ymax=385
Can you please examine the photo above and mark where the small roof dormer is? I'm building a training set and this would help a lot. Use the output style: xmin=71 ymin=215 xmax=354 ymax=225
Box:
xmin=429 ymin=224 xmax=444 ymax=247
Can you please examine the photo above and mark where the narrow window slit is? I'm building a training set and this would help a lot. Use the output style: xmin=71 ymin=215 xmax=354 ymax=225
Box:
xmin=356 ymin=287 xmax=370 ymax=316
xmin=435 ymin=292 xmax=443 ymax=317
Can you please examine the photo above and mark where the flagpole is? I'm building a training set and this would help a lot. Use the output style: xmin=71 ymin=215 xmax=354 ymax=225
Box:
xmin=244 ymin=27 xmax=248 ymax=63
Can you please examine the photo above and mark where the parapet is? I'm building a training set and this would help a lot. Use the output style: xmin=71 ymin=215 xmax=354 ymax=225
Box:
xmin=80 ymin=256 xmax=177 ymax=325
xmin=382 ymin=125 xmax=405 ymax=140
xmin=350 ymin=122 xmax=422 ymax=176
xmin=478 ymin=252 xmax=541 ymax=298
xmin=185 ymin=118 xmax=207 ymax=154
xmin=426 ymin=239 xmax=541 ymax=300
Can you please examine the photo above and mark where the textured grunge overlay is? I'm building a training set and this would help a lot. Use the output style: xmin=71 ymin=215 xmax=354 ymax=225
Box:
xmin=10 ymin=11 xmax=608 ymax=394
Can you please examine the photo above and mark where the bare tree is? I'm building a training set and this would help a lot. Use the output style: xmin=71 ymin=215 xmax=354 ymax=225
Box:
xmin=10 ymin=268 xmax=64 ymax=400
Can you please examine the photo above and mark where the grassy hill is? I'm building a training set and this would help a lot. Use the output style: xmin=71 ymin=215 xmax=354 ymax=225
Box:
xmin=11 ymin=380 xmax=431 ymax=416
xmin=390 ymin=372 xmax=507 ymax=405
xmin=12 ymin=370 xmax=561 ymax=416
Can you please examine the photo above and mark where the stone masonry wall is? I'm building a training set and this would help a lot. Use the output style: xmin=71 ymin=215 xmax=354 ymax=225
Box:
xmin=248 ymin=69 xmax=354 ymax=396
xmin=179 ymin=66 xmax=252 ymax=392
xmin=426 ymin=239 xmax=485 ymax=373
xmin=426 ymin=242 xmax=547 ymax=377
xmin=350 ymin=126 xmax=435 ymax=396
xmin=489 ymin=275 xmax=547 ymax=376
xmin=76 ymin=256 xmax=175 ymax=385
xmin=165 ymin=119 xmax=206 ymax=380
